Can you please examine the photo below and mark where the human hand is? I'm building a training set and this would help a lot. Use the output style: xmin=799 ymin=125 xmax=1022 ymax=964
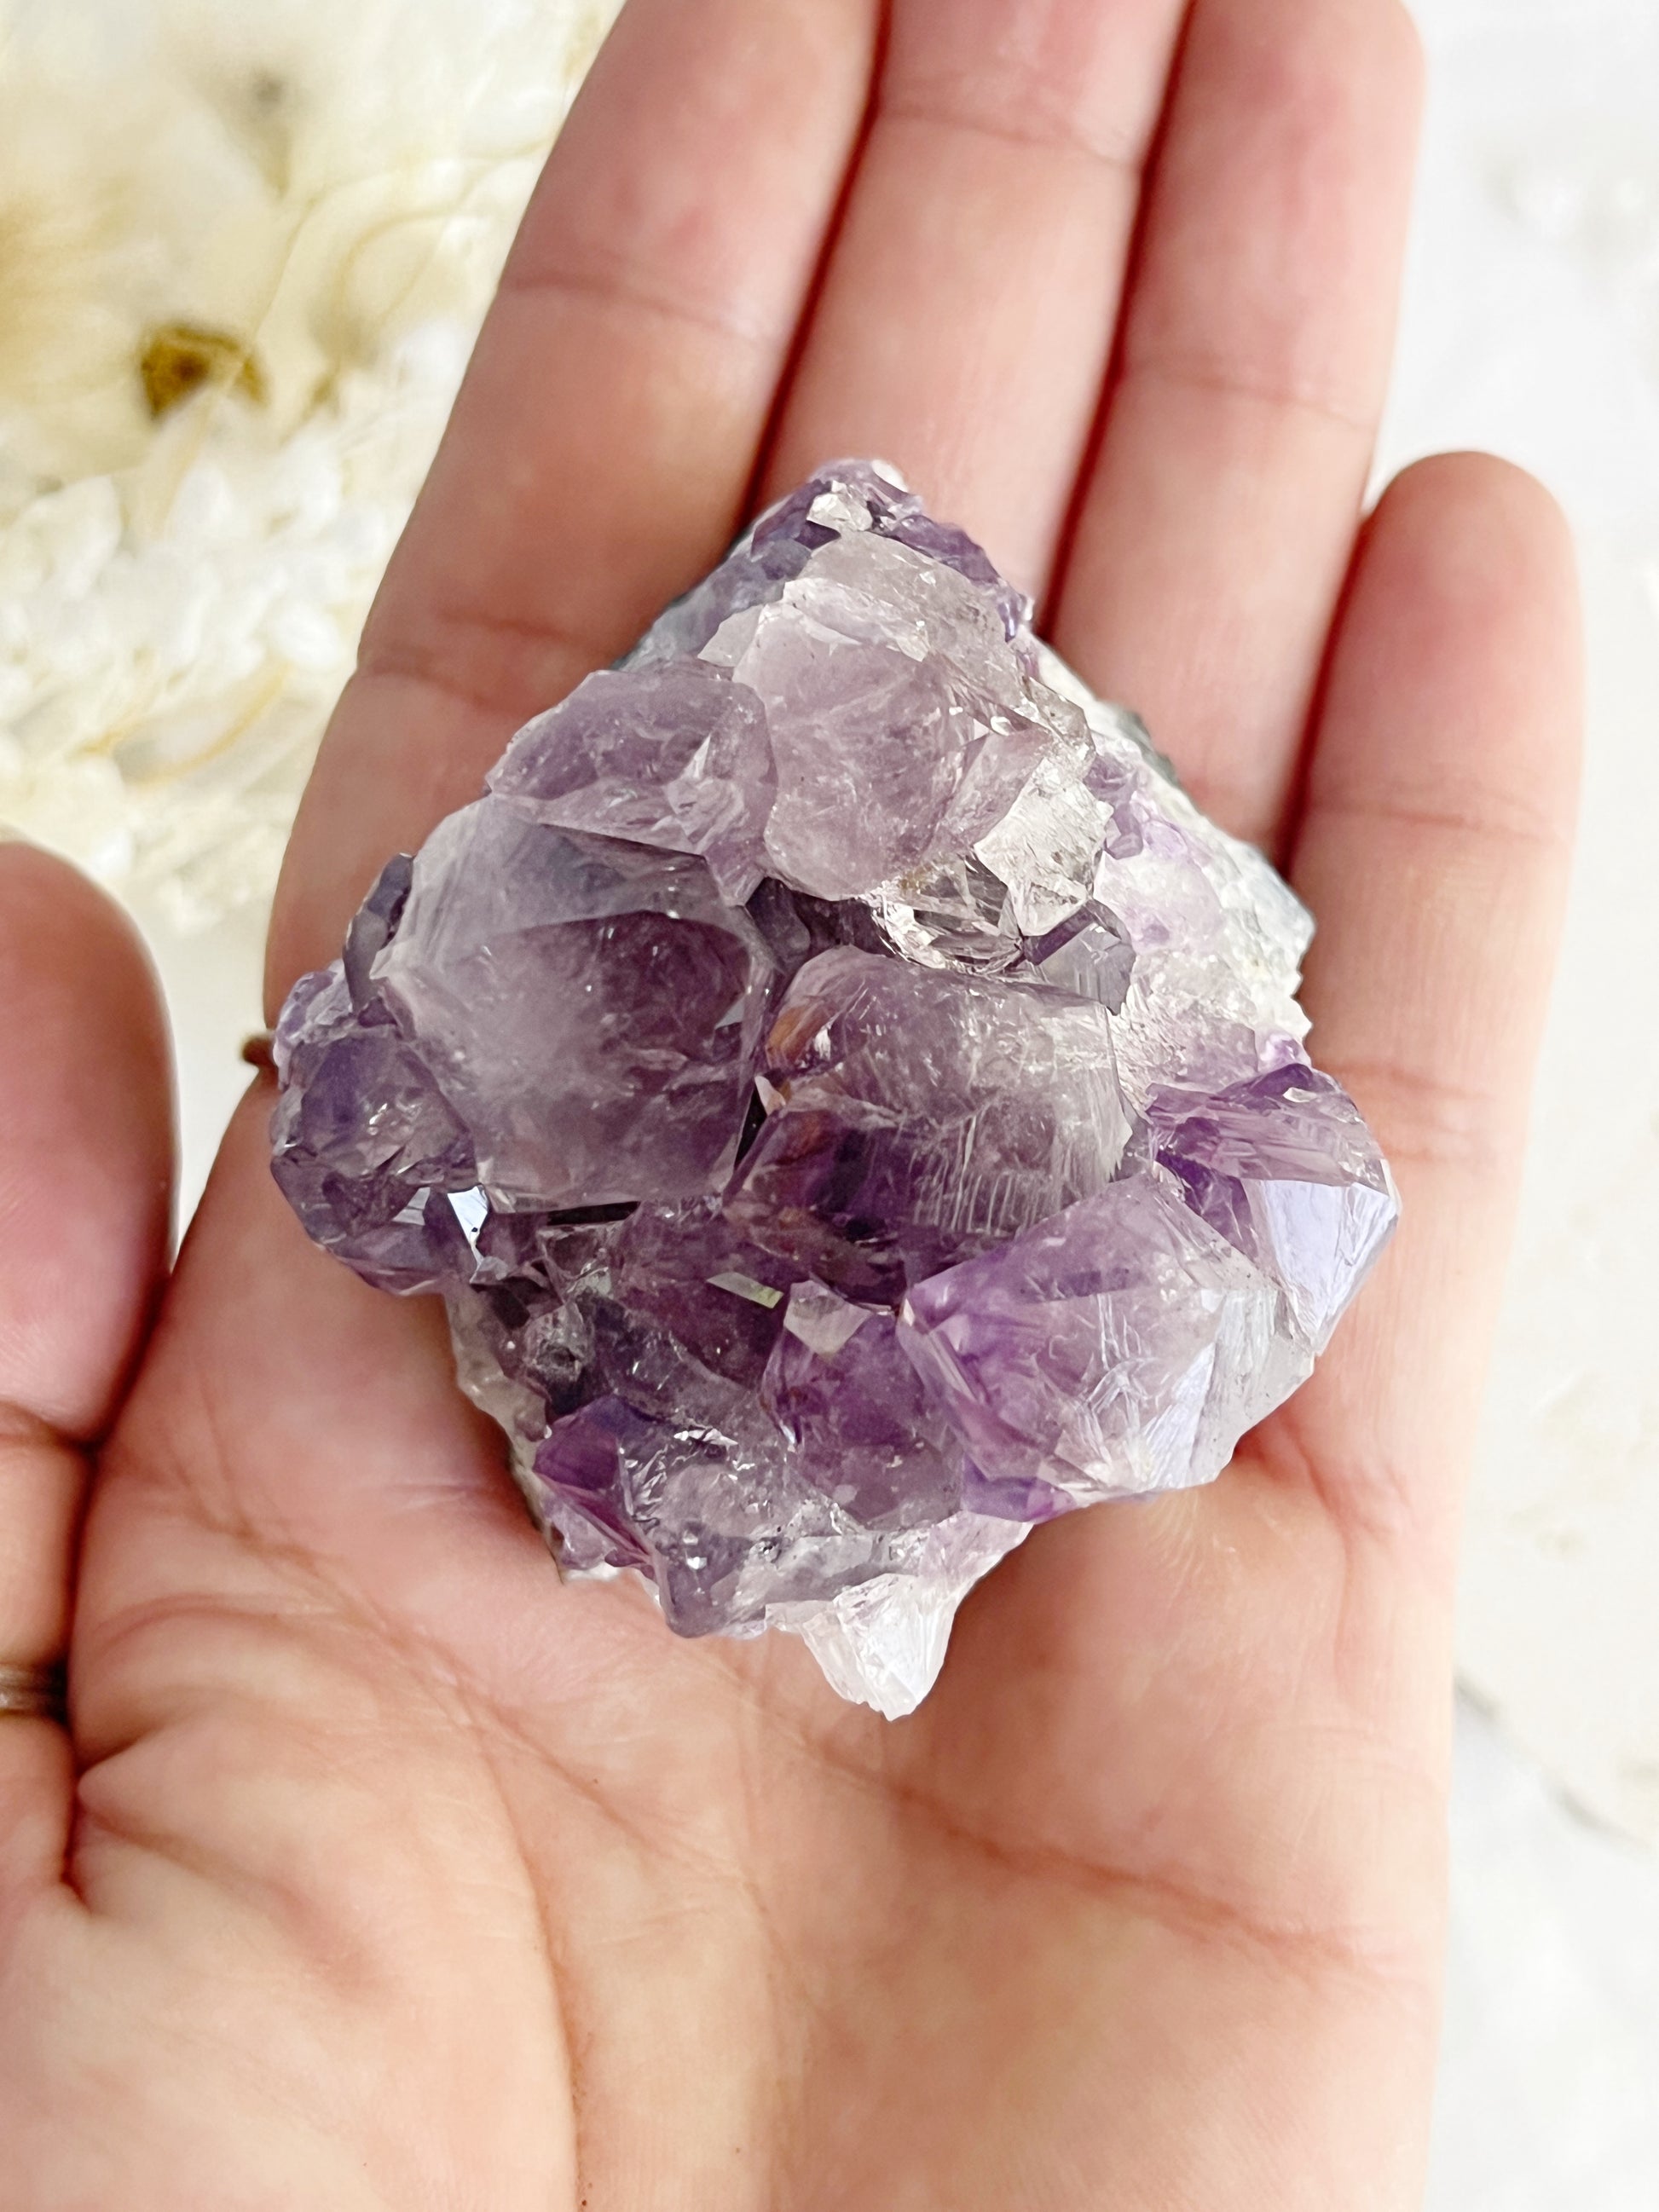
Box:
xmin=1 ymin=3 xmax=1581 ymax=2205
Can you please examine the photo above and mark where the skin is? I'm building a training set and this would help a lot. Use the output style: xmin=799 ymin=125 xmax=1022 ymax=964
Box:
xmin=0 ymin=2 xmax=1582 ymax=2205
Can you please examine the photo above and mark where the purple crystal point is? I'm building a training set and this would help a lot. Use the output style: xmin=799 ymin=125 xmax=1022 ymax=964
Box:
xmin=373 ymin=798 xmax=777 ymax=1207
xmin=488 ymin=659 xmax=775 ymax=903
xmin=270 ymin=962 xmax=475 ymax=1294
xmin=762 ymin=1285 xmax=965 ymax=1530
xmin=725 ymin=945 xmax=1130 ymax=1302
xmin=556 ymin=1199 xmax=802 ymax=1441
xmin=271 ymin=459 xmax=1399 ymax=1717
xmin=897 ymin=1174 xmax=1289 ymax=1505
xmin=633 ymin=459 xmax=1033 ymax=667
xmin=1147 ymin=1060 xmax=1397 ymax=1349
xmin=703 ymin=543 xmax=1054 ymax=901
xmin=1023 ymin=898 xmax=1136 ymax=1010
xmin=342 ymin=851 xmax=413 ymax=1010
xmin=532 ymin=1392 xmax=897 ymax=1636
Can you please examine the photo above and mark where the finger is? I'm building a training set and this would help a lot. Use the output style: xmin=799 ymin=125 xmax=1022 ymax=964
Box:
xmin=1051 ymin=0 xmax=1423 ymax=852
xmin=0 ymin=844 xmax=173 ymax=1902
xmin=269 ymin=0 xmax=879 ymax=1001
xmin=1264 ymin=454 xmax=1581 ymax=1560
xmin=762 ymin=0 xmax=1188 ymax=594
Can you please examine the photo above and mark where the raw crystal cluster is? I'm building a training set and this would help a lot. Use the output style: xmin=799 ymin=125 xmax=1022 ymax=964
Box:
xmin=271 ymin=461 xmax=1398 ymax=1717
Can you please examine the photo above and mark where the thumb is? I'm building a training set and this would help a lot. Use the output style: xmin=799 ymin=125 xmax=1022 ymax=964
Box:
xmin=0 ymin=839 xmax=173 ymax=1906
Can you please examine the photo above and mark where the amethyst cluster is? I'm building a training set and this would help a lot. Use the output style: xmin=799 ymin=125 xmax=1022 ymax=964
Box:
xmin=272 ymin=461 xmax=1397 ymax=1716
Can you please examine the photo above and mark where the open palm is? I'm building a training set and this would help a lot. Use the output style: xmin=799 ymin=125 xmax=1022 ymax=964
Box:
xmin=1 ymin=3 xmax=1580 ymax=2206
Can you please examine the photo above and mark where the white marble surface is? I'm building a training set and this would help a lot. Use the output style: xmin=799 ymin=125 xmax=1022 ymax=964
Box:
xmin=1431 ymin=1701 xmax=1659 ymax=2210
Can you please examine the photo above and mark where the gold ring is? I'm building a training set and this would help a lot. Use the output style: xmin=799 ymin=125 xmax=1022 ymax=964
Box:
xmin=0 ymin=1661 xmax=67 ymax=1723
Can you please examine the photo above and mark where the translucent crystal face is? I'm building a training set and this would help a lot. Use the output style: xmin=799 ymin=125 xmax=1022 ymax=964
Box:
xmin=270 ymin=459 xmax=1399 ymax=1718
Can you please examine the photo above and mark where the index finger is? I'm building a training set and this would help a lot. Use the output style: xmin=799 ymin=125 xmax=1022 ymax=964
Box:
xmin=268 ymin=0 xmax=878 ymax=1004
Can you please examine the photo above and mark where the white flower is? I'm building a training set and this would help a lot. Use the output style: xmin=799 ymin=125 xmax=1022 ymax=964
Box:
xmin=0 ymin=0 xmax=619 ymax=925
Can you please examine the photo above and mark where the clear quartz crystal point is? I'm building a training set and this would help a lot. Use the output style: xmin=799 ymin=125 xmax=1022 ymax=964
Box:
xmin=271 ymin=459 xmax=1399 ymax=1718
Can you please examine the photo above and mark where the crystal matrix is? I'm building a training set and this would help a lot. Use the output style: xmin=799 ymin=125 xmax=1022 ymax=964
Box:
xmin=272 ymin=460 xmax=1397 ymax=1717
